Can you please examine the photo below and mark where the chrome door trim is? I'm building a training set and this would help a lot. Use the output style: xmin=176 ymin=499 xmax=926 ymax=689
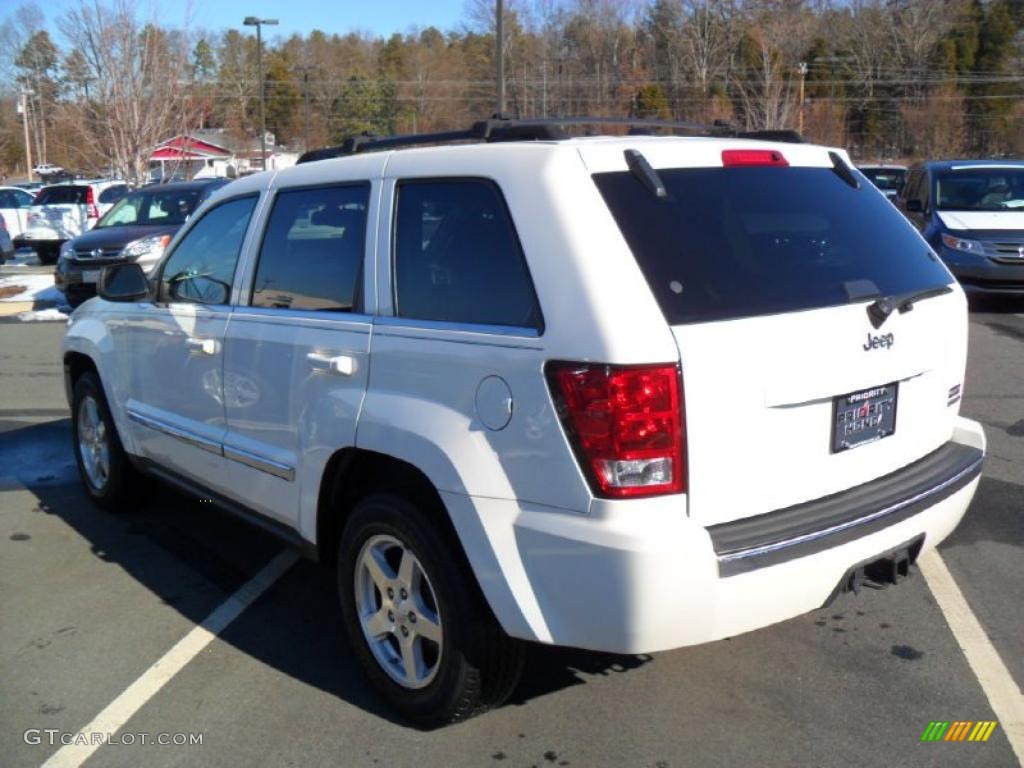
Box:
xmin=223 ymin=444 xmax=296 ymax=482
xmin=126 ymin=407 xmax=223 ymax=455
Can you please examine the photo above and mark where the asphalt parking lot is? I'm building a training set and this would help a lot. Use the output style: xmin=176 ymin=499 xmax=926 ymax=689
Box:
xmin=1 ymin=297 xmax=1021 ymax=768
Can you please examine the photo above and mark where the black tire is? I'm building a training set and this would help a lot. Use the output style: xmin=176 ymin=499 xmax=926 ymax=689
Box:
xmin=70 ymin=371 xmax=138 ymax=512
xmin=38 ymin=243 xmax=60 ymax=266
xmin=338 ymin=493 xmax=525 ymax=728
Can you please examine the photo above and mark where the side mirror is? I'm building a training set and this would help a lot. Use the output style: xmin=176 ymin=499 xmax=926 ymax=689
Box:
xmin=98 ymin=263 xmax=150 ymax=302
xmin=904 ymin=199 xmax=923 ymax=213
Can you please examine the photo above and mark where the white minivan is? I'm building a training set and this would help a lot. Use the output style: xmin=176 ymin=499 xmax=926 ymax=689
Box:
xmin=62 ymin=120 xmax=985 ymax=727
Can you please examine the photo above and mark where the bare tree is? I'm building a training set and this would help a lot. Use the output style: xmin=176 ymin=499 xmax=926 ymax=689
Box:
xmin=730 ymin=0 xmax=818 ymax=130
xmin=677 ymin=0 xmax=740 ymax=121
xmin=58 ymin=0 xmax=196 ymax=182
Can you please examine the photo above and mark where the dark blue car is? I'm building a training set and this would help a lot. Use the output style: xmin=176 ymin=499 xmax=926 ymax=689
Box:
xmin=896 ymin=160 xmax=1024 ymax=295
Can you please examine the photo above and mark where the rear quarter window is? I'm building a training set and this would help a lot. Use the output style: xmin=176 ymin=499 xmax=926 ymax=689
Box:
xmin=393 ymin=179 xmax=543 ymax=330
xmin=593 ymin=166 xmax=952 ymax=324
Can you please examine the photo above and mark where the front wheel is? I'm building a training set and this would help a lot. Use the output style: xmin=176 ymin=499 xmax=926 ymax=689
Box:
xmin=71 ymin=371 xmax=138 ymax=512
xmin=338 ymin=493 xmax=524 ymax=727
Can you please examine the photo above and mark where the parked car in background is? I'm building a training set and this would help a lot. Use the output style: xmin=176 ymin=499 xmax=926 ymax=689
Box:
xmin=33 ymin=163 xmax=64 ymax=177
xmin=858 ymin=164 xmax=907 ymax=200
xmin=0 ymin=185 xmax=37 ymax=240
xmin=12 ymin=181 xmax=121 ymax=265
xmin=0 ymin=212 xmax=13 ymax=262
xmin=897 ymin=160 xmax=1024 ymax=296
xmin=97 ymin=183 xmax=131 ymax=217
xmin=55 ymin=178 xmax=230 ymax=306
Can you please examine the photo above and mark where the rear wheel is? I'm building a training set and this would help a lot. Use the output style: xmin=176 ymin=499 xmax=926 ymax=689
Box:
xmin=338 ymin=493 xmax=524 ymax=728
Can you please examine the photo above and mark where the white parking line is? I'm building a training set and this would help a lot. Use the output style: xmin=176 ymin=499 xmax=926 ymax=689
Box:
xmin=40 ymin=550 xmax=300 ymax=768
xmin=919 ymin=549 xmax=1024 ymax=762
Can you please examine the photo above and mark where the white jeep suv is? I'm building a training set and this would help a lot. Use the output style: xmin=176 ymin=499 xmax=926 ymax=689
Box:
xmin=62 ymin=120 xmax=986 ymax=727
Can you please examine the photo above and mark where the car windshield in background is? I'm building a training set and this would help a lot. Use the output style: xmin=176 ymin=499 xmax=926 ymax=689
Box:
xmin=935 ymin=167 xmax=1024 ymax=211
xmin=34 ymin=186 xmax=88 ymax=205
xmin=98 ymin=188 xmax=202 ymax=228
xmin=860 ymin=168 xmax=906 ymax=191
xmin=593 ymin=166 xmax=952 ymax=325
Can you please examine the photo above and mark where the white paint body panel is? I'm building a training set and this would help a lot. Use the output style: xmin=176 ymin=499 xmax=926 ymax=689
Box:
xmin=62 ymin=136 xmax=986 ymax=655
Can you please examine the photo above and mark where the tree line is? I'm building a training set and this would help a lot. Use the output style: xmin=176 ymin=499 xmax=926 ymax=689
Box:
xmin=1 ymin=0 xmax=1022 ymax=181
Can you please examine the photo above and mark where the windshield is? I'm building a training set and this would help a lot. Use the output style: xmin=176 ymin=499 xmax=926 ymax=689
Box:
xmin=860 ymin=168 xmax=906 ymax=192
xmin=97 ymin=187 xmax=202 ymax=228
xmin=935 ymin=168 xmax=1024 ymax=211
xmin=593 ymin=166 xmax=952 ymax=324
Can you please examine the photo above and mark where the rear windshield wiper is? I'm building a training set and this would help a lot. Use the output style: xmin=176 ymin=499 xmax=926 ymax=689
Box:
xmin=624 ymin=149 xmax=668 ymax=199
xmin=867 ymin=285 xmax=954 ymax=328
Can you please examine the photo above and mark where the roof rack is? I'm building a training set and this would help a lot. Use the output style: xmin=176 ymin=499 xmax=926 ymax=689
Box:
xmin=295 ymin=117 xmax=804 ymax=164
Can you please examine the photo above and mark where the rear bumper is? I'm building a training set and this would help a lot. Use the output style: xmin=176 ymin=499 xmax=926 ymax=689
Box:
xmin=449 ymin=417 xmax=985 ymax=654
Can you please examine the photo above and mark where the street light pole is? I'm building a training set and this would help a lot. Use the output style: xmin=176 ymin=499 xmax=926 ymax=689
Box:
xmin=243 ymin=16 xmax=278 ymax=171
xmin=797 ymin=61 xmax=808 ymax=136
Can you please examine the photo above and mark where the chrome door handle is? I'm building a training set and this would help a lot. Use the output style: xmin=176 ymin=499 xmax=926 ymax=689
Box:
xmin=307 ymin=352 xmax=356 ymax=376
xmin=185 ymin=337 xmax=218 ymax=355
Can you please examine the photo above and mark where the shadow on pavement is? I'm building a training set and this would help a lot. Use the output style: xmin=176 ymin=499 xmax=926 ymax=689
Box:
xmin=3 ymin=418 xmax=652 ymax=725
xmin=966 ymin=294 xmax=1024 ymax=315
xmin=941 ymin=475 xmax=1024 ymax=551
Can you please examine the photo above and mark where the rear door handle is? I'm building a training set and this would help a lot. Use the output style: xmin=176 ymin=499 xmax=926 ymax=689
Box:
xmin=307 ymin=352 xmax=356 ymax=376
xmin=185 ymin=337 xmax=218 ymax=355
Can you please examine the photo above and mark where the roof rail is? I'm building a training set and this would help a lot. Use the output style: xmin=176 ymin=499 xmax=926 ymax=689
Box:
xmin=295 ymin=117 xmax=804 ymax=164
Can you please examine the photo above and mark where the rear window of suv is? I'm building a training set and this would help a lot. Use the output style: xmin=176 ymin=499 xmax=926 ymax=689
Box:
xmin=593 ymin=166 xmax=952 ymax=324
xmin=34 ymin=186 xmax=88 ymax=206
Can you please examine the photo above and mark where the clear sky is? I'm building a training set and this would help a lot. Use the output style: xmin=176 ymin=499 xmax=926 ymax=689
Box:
xmin=3 ymin=0 xmax=471 ymax=42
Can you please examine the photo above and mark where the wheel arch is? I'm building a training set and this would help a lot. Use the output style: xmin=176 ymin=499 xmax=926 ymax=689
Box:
xmin=316 ymin=448 xmax=460 ymax=569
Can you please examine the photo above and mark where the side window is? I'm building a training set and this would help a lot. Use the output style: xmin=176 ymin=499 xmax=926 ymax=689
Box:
xmin=920 ymin=171 xmax=932 ymax=210
xmin=905 ymin=171 xmax=924 ymax=205
xmin=393 ymin=179 xmax=541 ymax=330
xmin=159 ymin=196 xmax=257 ymax=306
xmin=251 ymin=184 xmax=369 ymax=312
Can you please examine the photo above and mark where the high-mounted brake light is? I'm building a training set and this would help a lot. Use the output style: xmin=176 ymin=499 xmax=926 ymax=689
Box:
xmin=547 ymin=362 xmax=685 ymax=498
xmin=721 ymin=149 xmax=788 ymax=167
xmin=86 ymin=187 xmax=99 ymax=220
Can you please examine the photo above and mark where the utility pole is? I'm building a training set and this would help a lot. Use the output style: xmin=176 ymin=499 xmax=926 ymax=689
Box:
xmin=495 ymin=0 xmax=505 ymax=118
xmin=243 ymin=16 xmax=279 ymax=171
xmin=296 ymin=65 xmax=313 ymax=152
xmin=20 ymin=90 xmax=34 ymax=182
xmin=797 ymin=61 xmax=808 ymax=136
xmin=542 ymin=58 xmax=547 ymax=117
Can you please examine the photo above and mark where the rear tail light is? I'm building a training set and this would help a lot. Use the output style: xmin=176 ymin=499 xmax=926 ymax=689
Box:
xmin=86 ymin=187 xmax=99 ymax=219
xmin=721 ymin=149 xmax=788 ymax=167
xmin=546 ymin=362 xmax=685 ymax=498
xmin=0 ymin=214 xmax=6 ymax=230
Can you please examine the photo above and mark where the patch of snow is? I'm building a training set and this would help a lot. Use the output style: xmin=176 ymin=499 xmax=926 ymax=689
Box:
xmin=0 ymin=273 xmax=62 ymax=303
xmin=15 ymin=307 xmax=69 ymax=322
xmin=7 ymin=249 xmax=42 ymax=266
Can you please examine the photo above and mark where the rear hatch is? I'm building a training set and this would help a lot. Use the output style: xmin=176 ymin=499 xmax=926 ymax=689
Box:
xmin=28 ymin=186 xmax=89 ymax=239
xmin=592 ymin=144 xmax=965 ymax=526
